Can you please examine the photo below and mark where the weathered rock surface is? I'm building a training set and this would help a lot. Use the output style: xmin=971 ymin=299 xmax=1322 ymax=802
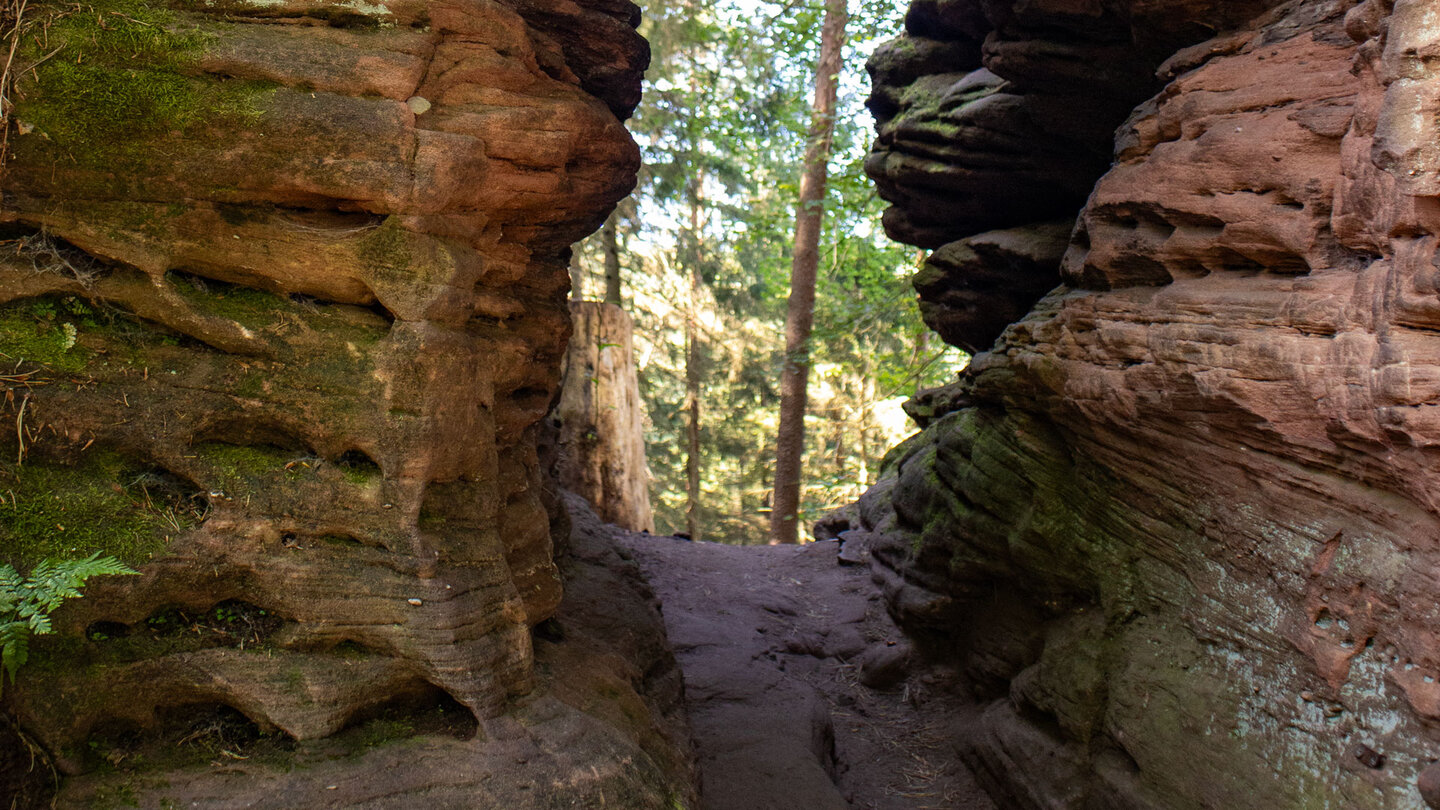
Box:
xmin=913 ymin=222 xmax=1071 ymax=353
xmin=865 ymin=0 xmax=1284 ymax=352
xmin=864 ymin=0 xmax=1440 ymax=807
xmin=0 ymin=0 xmax=670 ymax=801
xmin=48 ymin=496 xmax=696 ymax=808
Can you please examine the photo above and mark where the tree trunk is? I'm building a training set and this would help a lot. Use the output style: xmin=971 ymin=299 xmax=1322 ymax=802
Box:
xmin=569 ymin=245 xmax=585 ymax=302
xmin=858 ymin=350 xmax=874 ymax=487
xmin=554 ymin=302 xmax=655 ymax=532
xmin=603 ymin=211 xmax=623 ymax=306
xmin=684 ymin=193 xmax=704 ymax=541
xmin=770 ymin=0 xmax=847 ymax=545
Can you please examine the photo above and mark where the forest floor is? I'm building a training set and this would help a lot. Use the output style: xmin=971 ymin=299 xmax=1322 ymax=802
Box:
xmin=613 ymin=525 xmax=996 ymax=810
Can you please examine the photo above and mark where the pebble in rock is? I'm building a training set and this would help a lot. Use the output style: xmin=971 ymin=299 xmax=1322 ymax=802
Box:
xmin=1419 ymin=761 xmax=1440 ymax=808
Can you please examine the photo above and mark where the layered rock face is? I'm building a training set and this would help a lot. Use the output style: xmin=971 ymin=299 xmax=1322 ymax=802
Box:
xmin=866 ymin=0 xmax=1278 ymax=351
xmin=864 ymin=0 xmax=1440 ymax=807
xmin=0 ymin=0 xmax=688 ymax=803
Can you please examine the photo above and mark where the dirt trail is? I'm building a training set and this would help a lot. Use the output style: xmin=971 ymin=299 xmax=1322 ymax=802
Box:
xmin=614 ymin=529 xmax=996 ymax=810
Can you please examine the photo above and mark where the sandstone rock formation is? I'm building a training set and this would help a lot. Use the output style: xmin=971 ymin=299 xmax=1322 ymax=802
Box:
xmin=865 ymin=0 xmax=1279 ymax=350
xmin=53 ymin=496 xmax=696 ymax=808
xmin=0 ymin=0 xmax=691 ymax=804
xmin=863 ymin=0 xmax=1440 ymax=807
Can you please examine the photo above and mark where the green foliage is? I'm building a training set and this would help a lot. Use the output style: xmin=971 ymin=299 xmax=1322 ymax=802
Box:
xmin=0 ymin=552 xmax=137 ymax=694
xmin=574 ymin=0 xmax=963 ymax=543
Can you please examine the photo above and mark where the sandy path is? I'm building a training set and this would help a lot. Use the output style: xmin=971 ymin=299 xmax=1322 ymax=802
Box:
xmin=616 ymin=531 xmax=996 ymax=810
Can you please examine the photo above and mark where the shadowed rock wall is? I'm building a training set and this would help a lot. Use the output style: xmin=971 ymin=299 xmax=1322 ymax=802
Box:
xmin=863 ymin=0 xmax=1440 ymax=807
xmin=866 ymin=0 xmax=1278 ymax=351
xmin=0 ymin=0 xmax=691 ymax=802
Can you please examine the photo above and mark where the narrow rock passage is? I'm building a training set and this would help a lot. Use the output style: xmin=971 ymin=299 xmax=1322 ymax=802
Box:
xmin=612 ymin=526 xmax=996 ymax=810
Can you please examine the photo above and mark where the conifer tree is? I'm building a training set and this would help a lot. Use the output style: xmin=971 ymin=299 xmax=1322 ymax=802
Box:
xmin=771 ymin=0 xmax=848 ymax=545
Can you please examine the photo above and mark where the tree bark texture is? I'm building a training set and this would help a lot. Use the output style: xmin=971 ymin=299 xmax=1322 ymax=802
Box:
xmin=569 ymin=244 xmax=585 ymax=302
xmin=603 ymin=211 xmax=623 ymax=305
xmin=683 ymin=176 xmax=705 ymax=541
xmin=555 ymin=301 xmax=656 ymax=533
xmin=770 ymin=0 xmax=848 ymax=544
xmin=684 ymin=243 xmax=703 ymax=541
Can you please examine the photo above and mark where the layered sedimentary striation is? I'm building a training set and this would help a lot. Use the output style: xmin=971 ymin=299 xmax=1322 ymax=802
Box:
xmin=864 ymin=0 xmax=1440 ymax=807
xmin=865 ymin=0 xmax=1280 ymax=351
xmin=0 ymin=0 xmax=687 ymax=801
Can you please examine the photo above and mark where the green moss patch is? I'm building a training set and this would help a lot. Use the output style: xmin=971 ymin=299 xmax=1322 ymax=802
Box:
xmin=0 ymin=297 xmax=93 ymax=372
xmin=0 ymin=453 xmax=203 ymax=571
xmin=167 ymin=271 xmax=288 ymax=331
xmin=0 ymin=294 xmax=207 ymax=376
xmin=166 ymin=271 xmax=391 ymax=353
xmin=357 ymin=217 xmax=414 ymax=277
xmin=191 ymin=441 xmax=304 ymax=490
xmin=10 ymin=0 xmax=272 ymax=163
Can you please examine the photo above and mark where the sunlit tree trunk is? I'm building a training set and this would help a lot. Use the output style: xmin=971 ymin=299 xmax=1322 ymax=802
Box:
xmin=569 ymin=245 xmax=585 ymax=302
xmin=858 ymin=349 xmax=874 ymax=487
xmin=684 ymin=178 xmax=704 ymax=541
xmin=770 ymin=0 xmax=847 ymax=544
xmin=555 ymin=302 xmax=655 ymax=532
xmin=603 ymin=210 xmax=623 ymax=306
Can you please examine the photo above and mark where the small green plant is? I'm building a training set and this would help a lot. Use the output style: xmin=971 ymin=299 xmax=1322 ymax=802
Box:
xmin=0 ymin=552 xmax=136 ymax=695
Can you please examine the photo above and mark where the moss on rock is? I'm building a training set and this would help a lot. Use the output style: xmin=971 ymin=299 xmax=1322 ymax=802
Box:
xmin=0 ymin=298 xmax=93 ymax=372
xmin=0 ymin=452 xmax=198 ymax=570
xmin=10 ymin=0 xmax=272 ymax=165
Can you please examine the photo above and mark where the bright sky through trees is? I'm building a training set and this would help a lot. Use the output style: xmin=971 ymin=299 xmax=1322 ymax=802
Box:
xmin=572 ymin=0 xmax=968 ymax=544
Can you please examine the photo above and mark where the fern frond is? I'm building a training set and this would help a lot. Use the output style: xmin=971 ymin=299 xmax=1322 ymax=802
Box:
xmin=25 ymin=613 xmax=50 ymax=635
xmin=0 ymin=620 xmax=31 ymax=697
xmin=25 ymin=559 xmax=54 ymax=583
xmin=0 ymin=552 xmax=137 ymax=692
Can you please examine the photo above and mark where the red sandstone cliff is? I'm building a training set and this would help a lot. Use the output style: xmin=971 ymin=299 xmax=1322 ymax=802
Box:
xmin=864 ymin=0 xmax=1440 ymax=807
xmin=0 ymin=0 xmax=693 ymax=806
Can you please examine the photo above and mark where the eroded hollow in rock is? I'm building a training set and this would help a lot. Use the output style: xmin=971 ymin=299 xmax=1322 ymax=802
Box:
xmin=85 ymin=704 xmax=294 ymax=774
xmin=333 ymin=448 xmax=383 ymax=479
xmin=87 ymin=600 xmax=286 ymax=649
xmin=335 ymin=687 xmax=480 ymax=744
xmin=0 ymin=226 xmax=116 ymax=288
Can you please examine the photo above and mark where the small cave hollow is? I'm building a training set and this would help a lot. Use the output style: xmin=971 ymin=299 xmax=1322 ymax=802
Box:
xmin=328 ymin=639 xmax=385 ymax=658
xmin=167 ymin=268 xmax=283 ymax=303
xmin=273 ymin=205 xmax=385 ymax=234
xmin=120 ymin=463 xmax=211 ymax=526
xmin=88 ymin=600 xmax=287 ymax=650
xmin=287 ymin=290 xmax=398 ymax=327
xmin=332 ymin=448 xmax=383 ymax=481
xmin=310 ymin=531 xmax=389 ymax=551
xmin=0 ymin=224 xmax=116 ymax=287
xmin=86 ymin=704 xmax=294 ymax=774
xmin=189 ymin=419 xmax=322 ymax=481
xmin=337 ymin=685 xmax=479 ymax=746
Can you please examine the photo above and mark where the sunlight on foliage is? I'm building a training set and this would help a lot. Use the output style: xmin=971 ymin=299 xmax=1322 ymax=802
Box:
xmin=0 ymin=552 xmax=136 ymax=695
xmin=572 ymin=0 xmax=966 ymax=543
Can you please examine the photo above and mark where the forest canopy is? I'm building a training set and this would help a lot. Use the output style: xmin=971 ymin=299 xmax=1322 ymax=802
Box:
xmin=570 ymin=0 xmax=967 ymax=544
